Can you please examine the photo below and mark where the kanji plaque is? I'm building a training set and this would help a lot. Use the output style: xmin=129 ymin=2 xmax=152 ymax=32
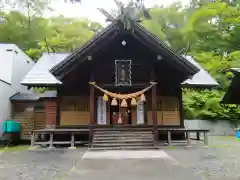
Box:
xmin=115 ymin=60 xmax=132 ymax=86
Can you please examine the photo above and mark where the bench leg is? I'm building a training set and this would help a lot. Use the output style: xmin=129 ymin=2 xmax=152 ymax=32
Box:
xmin=204 ymin=132 xmax=208 ymax=147
xmin=186 ymin=132 xmax=191 ymax=147
xmin=28 ymin=132 xmax=38 ymax=150
xmin=167 ymin=131 xmax=172 ymax=146
xmin=49 ymin=132 xmax=54 ymax=149
xmin=30 ymin=132 xmax=35 ymax=147
xmin=196 ymin=132 xmax=200 ymax=141
xmin=69 ymin=132 xmax=76 ymax=150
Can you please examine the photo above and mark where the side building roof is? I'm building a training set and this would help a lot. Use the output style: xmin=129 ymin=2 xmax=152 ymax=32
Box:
xmin=10 ymin=90 xmax=57 ymax=102
xmin=181 ymin=56 xmax=218 ymax=88
xmin=21 ymin=52 xmax=70 ymax=86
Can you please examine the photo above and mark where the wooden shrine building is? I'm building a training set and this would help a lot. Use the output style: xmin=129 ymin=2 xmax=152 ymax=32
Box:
xmin=21 ymin=20 xmax=217 ymax=149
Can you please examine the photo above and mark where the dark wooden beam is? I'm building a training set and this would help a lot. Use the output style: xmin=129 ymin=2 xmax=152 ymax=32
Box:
xmin=99 ymin=83 xmax=149 ymax=88
xmin=179 ymin=87 xmax=184 ymax=128
xmin=89 ymin=74 xmax=95 ymax=146
xmin=151 ymin=70 xmax=158 ymax=145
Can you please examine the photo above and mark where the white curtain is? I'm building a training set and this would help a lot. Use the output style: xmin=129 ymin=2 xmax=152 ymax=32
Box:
xmin=137 ymin=99 xmax=144 ymax=124
xmin=97 ymin=96 xmax=107 ymax=124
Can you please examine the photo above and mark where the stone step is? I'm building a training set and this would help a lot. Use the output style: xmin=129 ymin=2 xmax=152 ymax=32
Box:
xmin=94 ymin=131 xmax=153 ymax=134
xmin=94 ymin=128 xmax=153 ymax=131
xmin=93 ymin=138 xmax=153 ymax=143
xmin=89 ymin=146 xmax=157 ymax=151
xmin=94 ymin=133 xmax=153 ymax=137
xmin=93 ymin=142 xmax=154 ymax=147
xmin=91 ymin=130 xmax=155 ymax=151
xmin=93 ymin=136 xmax=153 ymax=141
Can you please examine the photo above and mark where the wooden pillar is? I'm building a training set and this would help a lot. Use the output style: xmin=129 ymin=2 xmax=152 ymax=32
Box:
xmin=30 ymin=132 xmax=35 ymax=147
xmin=167 ymin=131 xmax=172 ymax=146
xmin=152 ymin=83 xmax=158 ymax=145
xmin=69 ymin=132 xmax=76 ymax=149
xmin=204 ymin=132 xmax=208 ymax=147
xmin=49 ymin=132 xmax=54 ymax=148
xmin=56 ymin=88 xmax=61 ymax=126
xmin=179 ymin=88 xmax=184 ymax=128
xmin=89 ymin=83 xmax=95 ymax=147
xmin=196 ymin=132 xmax=200 ymax=140
xmin=186 ymin=131 xmax=191 ymax=147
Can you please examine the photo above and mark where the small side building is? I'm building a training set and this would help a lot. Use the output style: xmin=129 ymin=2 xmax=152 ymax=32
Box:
xmin=0 ymin=44 xmax=34 ymax=136
xmin=10 ymin=91 xmax=56 ymax=140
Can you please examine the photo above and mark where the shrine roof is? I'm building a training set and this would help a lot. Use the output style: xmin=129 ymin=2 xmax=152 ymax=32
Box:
xmin=50 ymin=20 xmax=199 ymax=80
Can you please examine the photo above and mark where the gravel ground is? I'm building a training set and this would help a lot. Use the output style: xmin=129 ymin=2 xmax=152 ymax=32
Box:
xmin=0 ymin=136 xmax=240 ymax=180
xmin=0 ymin=148 xmax=86 ymax=180
xmin=165 ymin=136 xmax=240 ymax=180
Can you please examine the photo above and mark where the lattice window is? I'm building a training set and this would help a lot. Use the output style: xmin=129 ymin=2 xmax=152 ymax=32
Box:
xmin=162 ymin=97 xmax=179 ymax=111
xmin=61 ymin=96 xmax=89 ymax=111
xmin=146 ymin=96 xmax=179 ymax=111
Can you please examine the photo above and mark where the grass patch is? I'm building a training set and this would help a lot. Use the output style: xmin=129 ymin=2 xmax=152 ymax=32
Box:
xmin=215 ymin=136 xmax=236 ymax=140
xmin=0 ymin=145 xmax=29 ymax=152
xmin=166 ymin=146 xmax=178 ymax=150
xmin=208 ymin=144 xmax=232 ymax=148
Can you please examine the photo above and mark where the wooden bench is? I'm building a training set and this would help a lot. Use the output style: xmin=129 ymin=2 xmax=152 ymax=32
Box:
xmin=30 ymin=129 xmax=88 ymax=149
xmin=159 ymin=128 xmax=210 ymax=147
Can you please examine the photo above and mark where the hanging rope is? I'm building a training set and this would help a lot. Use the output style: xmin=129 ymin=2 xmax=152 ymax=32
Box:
xmin=89 ymin=81 xmax=157 ymax=100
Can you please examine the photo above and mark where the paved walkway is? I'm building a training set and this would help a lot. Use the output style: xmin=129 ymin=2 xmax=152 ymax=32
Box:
xmin=63 ymin=150 xmax=204 ymax=180
xmin=82 ymin=150 xmax=173 ymax=159
xmin=0 ymin=148 xmax=205 ymax=180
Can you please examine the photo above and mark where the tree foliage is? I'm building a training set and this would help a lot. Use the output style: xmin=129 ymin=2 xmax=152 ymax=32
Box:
xmin=0 ymin=10 xmax=103 ymax=60
xmin=0 ymin=0 xmax=240 ymax=121
xmin=141 ymin=0 xmax=240 ymax=122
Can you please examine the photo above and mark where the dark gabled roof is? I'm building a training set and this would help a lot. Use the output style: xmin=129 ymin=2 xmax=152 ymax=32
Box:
xmin=222 ymin=68 xmax=240 ymax=104
xmin=50 ymin=21 xmax=119 ymax=77
xmin=131 ymin=22 xmax=198 ymax=74
xmin=50 ymin=20 xmax=199 ymax=80
xmin=10 ymin=91 xmax=57 ymax=102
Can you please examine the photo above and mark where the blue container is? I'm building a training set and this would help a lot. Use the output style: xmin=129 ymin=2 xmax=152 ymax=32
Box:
xmin=2 ymin=120 xmax=21 ymax=133
xmin=236 ymin=130 xmax=240 ymax=139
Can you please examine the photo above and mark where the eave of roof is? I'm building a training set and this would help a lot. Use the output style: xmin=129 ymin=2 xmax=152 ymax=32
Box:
xmin=50 ymin=21 xmax=118 ymax=76
xmin=131 ymin=22 xmax=199 ymax=76
xmin=10 ymin=90 xmax=57 ymax=102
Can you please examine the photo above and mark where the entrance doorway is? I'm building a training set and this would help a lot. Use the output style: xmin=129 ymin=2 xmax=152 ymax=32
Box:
xmin=110 ymin=105 xmax=132 ymax=125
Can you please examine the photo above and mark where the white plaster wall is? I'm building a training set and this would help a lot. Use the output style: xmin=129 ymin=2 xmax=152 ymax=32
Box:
xmin=184 ymin=120 xmax=236 ymax=136
xmin=0 ymin=44 xmax=34 ymax=136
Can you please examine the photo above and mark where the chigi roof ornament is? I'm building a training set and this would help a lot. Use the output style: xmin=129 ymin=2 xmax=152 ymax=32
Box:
xmin=98 ymin=0 xmax=151 ymax=30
